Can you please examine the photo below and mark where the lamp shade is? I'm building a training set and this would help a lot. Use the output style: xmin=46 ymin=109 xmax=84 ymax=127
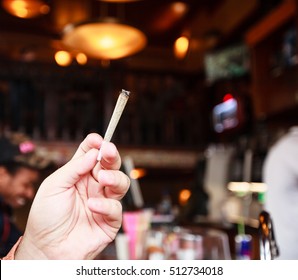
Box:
xmin=62 ymin=18 xmax=147 ymax=60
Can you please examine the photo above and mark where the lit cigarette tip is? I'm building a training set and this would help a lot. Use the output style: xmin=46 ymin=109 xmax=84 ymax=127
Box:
xmin=121 ymin=89 xmax=130 ymax=97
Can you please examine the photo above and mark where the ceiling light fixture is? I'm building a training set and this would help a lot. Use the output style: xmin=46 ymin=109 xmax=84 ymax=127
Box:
xmin=62 ymin=1 xmax=146 ymax=60
xmin=2 ymin=0 xmax=50 ymax=19
xmin=62 ymin=18 xmax=147 ymax=60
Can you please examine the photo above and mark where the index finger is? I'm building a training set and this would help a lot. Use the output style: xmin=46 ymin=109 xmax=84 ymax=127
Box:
xmin=91 ymin=142 xmax=122 ymax=180
xmin=72 ymin=133 xmax=103 ymax=160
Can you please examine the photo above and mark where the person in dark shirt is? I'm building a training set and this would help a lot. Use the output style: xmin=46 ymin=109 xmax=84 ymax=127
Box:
xmin=0 ymin=133 xmax=49 ymax=257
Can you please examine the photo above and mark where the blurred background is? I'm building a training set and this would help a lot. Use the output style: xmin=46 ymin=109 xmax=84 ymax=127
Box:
xmin=0 ymin=0 xmax=297 ymax=259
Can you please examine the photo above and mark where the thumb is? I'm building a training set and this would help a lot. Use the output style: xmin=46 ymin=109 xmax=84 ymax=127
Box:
xmin=45 ymin=148 xmax=99 ymax=189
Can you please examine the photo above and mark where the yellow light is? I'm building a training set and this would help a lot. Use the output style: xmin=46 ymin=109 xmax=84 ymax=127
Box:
xmin=174 ymin=36 xmax=189 ymax=60
xmin=97 ymin=36 xmax=115 ymax=49
xmin=12 ymin=0 xmax=27 ymax=18
xmin=62 ymin=19 xmax=147 ymax=60
xmin=179 ymin=188 xmax=191 ymax=206
xmin=2 ymin=0 xmax=50 ymax=19
xmin=129 ymin=168 xmax=146 ymax=179
xmin=54 ymin=51 xmax=72 ymax=67
xmin=76 ymin=53 xmax=87 ymax=65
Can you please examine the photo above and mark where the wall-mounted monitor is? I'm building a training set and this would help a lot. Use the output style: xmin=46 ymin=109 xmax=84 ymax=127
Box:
xmin=213 ymin=95 xmax=238 ymax=133
xmin=212 ymin=93 xmax=251 ymax=135
xmin=204 ymin=44 xmax=250 ymax=83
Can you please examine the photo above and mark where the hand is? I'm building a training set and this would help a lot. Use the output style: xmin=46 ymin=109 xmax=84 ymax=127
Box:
xmin=15 ymin=133 xmax=130 ymax=259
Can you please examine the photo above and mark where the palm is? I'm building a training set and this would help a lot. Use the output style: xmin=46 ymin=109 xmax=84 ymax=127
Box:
xmin=29 ymin=171 xmax=118 ymax=259
xmin=18 ymin=134 xmax=128 ymax=260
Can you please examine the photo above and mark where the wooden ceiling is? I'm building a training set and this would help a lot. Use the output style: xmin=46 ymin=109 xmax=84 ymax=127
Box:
xmin=0 ymin=0 xmax=275 ymax=72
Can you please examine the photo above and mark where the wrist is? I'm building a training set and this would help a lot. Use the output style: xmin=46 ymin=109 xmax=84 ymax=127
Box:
xmin=15 ymin=235 xmax=48 ymax=260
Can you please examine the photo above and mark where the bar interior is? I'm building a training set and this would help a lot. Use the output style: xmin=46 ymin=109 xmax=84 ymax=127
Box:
xmin=1 ymin=0 xmax=298 ymax=260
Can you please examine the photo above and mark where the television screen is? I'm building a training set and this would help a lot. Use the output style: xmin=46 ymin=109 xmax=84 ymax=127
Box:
xmin=213 ymin=96 xmax=239 ymax=133
xmin=204 ymin=44 xmax=250 ymax=83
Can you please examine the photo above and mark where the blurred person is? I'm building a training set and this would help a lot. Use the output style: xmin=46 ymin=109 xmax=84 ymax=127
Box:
xmin=0 ymin=133 xmax=50 ymax=257
xmin=262 ymin=126 xmax=298 ymax=259
xmin=2 ymin=133 xmax=130 ymax=260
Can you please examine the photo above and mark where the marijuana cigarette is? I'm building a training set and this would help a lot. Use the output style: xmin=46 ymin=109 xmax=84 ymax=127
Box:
xmin=97 ymin=89 xmax=130 ymax=161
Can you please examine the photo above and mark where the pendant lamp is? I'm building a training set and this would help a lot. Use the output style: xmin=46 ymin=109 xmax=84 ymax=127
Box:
xmin=62 ymin=17 xmax=147 ymax=60
xmin=62 ymin=0 xmax=146 ymax=60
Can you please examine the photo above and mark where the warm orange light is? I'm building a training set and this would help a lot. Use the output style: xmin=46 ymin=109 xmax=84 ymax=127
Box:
xmin=76 ymin=53 xmax=87 ymax=65
xmin=174 ymin=36 xmax=189 ymax=60
xmin=100 ymin=0 xmax=141 ymax=2
xmin=171 ymin=2 xmax=188 ymax=16
xmin=151 ymin=1 xmax=188 ymax=32
xmin=179 ymin=188 xmax=191 ymax=206
xmin=63 ymin=19 xmax=147 ymax=60
xmin=54 ymin=51 xmax=72 ymax=67
xmin=2 ymin=0 xmax=50 ymax=19
xmin=130 ymin=168 xmax=146 ymax=179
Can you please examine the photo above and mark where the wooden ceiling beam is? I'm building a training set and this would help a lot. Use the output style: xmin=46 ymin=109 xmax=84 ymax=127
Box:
xmin=245 ymin=0 xmax=297 ymax=47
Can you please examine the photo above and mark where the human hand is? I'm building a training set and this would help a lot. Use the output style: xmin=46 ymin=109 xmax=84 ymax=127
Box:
xmin=15 ymin=133 xmax=130 ymax=259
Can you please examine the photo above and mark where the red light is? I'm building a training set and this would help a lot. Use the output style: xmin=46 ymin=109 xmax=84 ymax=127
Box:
xmin=223 ymin=93 xmax=233 ymax=102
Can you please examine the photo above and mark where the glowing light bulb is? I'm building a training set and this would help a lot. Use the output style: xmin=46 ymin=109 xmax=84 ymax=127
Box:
xmin=55 ymin=51 xmax=72 ymax=67
xmin=174 ymin=36 xmax=189 ymax=59
xmin=76 ymin=53 xmax=87 ymax=65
